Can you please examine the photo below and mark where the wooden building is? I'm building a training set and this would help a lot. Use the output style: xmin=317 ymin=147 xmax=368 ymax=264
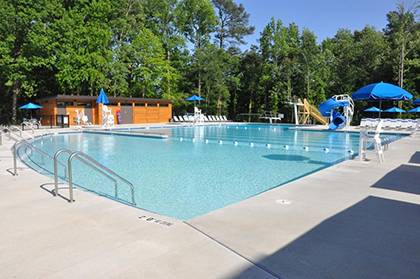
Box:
xmin=37 ymin=95 xmax=172 ymax=127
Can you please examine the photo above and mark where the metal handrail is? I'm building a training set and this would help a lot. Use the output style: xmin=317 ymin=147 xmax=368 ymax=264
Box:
xmin=53 ymin=149 xmax=119 ymax=203
xmin=66 ymin=151 xmax=136 ymax=205
xmin=5 ymin=127 xmax=136 ymax=206
xmin=12 ymin=139 xmax=68 ymax=176
xmin=4 ymin=128 xmax=67 ymax=176
xmin=9 ymin=125 xmax=34 ymax=139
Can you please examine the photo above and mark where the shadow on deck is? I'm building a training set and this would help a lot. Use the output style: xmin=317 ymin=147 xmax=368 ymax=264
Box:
xmin=231 ymin=196 xmax=420 ymax=279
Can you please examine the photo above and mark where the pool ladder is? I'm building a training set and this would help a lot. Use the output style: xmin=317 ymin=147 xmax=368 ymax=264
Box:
xmin=53 ymin=148 xmax=136 ymax=205
xmin=4 ymin=127 xmax=67 ymax=177
xmin=4 ymin=129 xmax=136 ymax=206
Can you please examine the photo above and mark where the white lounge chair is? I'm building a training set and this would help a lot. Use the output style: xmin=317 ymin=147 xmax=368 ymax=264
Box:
xmin=399 ymin=119 xmax=410 ymax=130
xmin=382 ymin=119 xmax=392 ymax=129
xmin=360 ymin=118 xmax=367 ymax=128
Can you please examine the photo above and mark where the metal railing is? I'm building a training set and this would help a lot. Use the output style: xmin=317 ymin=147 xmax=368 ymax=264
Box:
xmin=10 ymin=136 xmax=67 ymax=177
xmin=53 ymin=148 xmax=136 ymax=205
xmin=1 ymin=127 xmax=63 ymax=176
xmin=9 ymin=125 xmax=34 ymax=139
xmin=3 ymin=126 xmax=136 ymax=207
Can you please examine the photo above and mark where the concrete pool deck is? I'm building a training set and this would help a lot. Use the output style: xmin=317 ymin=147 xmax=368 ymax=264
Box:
xmin=1 ymin=126 xmax=420 ymax=278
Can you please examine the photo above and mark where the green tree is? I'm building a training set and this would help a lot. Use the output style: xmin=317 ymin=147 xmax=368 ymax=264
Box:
xmin=299 ymin=29 xmax=327 ymax=104
xmin=259 ymin=19 xmax=301 ymax=112
xmin=53 ymin=0 xmax=113 ymax=96
xmin=198 ymin=45 xmax=229 ymax=114
xmin=143 ymin=0 xmax=185 ymax=99
xmin=353 ymin=26 xmax=389 ymax=86
xmin=236 ymin=46 xmax=263 ymax=117
xmin=130 ymin=28 xmax=174 ymax=98
xmin=108 ymin=0 xmax=144 ymax=97
xmin=0 ymin=0 xmax=63 ymax=123
xmin=176 ymin=0 xmax=217 ymax=96
xmin=212 ymin=0 xmax=254 ymax=48
xmin=384 ymin=3 xmax=419 ymax=88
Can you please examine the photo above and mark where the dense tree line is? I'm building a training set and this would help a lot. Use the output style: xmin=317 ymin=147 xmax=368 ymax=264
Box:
xmin=0 ymin=0 xmax=418 ymax=124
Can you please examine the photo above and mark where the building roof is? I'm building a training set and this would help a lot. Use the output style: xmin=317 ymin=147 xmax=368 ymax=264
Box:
xmin=37 ymin=95 xmax=172 ymax=105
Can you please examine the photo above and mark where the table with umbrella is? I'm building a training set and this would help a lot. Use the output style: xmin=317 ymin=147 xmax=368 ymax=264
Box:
xmin=409 ymin=107 xmax=420 ymax=113
xmin=410 ymin=99 xmax=420 ymax=114
xmin=364 ymin=106 xmax=382 ymax=113
xmin=19 ymin=102 xmax=43 ymax=129
xmin=352 ymin=82 xmax=413 ymax=118
xmin=186 ymin=95 xmax=205 ymax=123
xmin=383 ymin=107 xmax=406 ymax=113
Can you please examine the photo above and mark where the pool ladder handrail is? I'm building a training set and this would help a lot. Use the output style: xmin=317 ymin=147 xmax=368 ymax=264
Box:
xmin=4 ymin=128 xmax=66 ymax=176
xmin=8 ymin=125 xmax=35 ymax=139
xmin=54 ymin=149 xmax=120 ymax=202
xmin=53 ymin=148 xmax=136 ymax=206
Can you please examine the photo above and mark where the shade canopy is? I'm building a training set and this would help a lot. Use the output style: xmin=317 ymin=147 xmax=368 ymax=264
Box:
xmin=414 ymin=99 xmax=420 ymax=105
xmin=383 ymin=107 xmax=406 ymax=113
xmin=186 ymin=95 xmax=204 ymax=101
xmin=408 ymin=107 xmax=420 ymax=113
xmin=19 ymin=102 xmax=42 ymax=110
xmin=352 ymin=82 xmax=413 ymax=101
xmin=96 ymin=88 xmax=109 ymax=104
xmin=364 ymin=106 xmax=382 ymax=112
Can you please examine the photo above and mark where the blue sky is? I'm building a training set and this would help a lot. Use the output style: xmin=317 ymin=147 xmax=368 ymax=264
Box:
xmin=236 ymin=0 xmax=398 ymax=47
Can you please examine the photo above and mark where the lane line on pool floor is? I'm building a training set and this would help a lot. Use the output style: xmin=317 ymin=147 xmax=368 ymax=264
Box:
xmin=183 ymin=221 xmax=283 ymax=279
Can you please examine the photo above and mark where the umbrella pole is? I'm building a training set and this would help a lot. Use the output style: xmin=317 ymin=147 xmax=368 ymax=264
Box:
xmin=379 ymin=100 xmax=382 ymax=118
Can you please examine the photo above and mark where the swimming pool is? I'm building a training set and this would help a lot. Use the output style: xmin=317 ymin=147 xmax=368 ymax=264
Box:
xmin=20 ymin=124 xmax=401 ymax=220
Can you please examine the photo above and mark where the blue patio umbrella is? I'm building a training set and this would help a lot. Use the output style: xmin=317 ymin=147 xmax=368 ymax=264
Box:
xmin=19 ymin=102 xmax=43 ymax=119
xmin=408 ymin=107 xmax=420 ymax=113
xmin=186 ymin=95 xmax=205 ymax=101
xmin=19 ymin=102 xmax=43 ymax=110
xmin=96 ymin=88 xmax=109 ymax=104
xmin=352 ymin=82 xmax=413 ymax=117
xmin=383 ymin=107 xmax=406 ymax=113
xmin=352 ymin=82 xmax=413 ymax=101
xmin=364 ymin=106 xmax=382 ymax=112
xmin=414 ymin=99 xmax=420 ymax=105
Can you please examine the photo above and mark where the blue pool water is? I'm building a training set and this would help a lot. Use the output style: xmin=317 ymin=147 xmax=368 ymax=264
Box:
xmin=21 ymin=124 xmax=400 ymax=220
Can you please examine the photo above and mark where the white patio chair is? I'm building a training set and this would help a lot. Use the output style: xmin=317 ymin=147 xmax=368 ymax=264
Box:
xmin=360 ymin=118 xmax=367 ymax=128
xmin=372 ymin=120 xmax=385 ymax=163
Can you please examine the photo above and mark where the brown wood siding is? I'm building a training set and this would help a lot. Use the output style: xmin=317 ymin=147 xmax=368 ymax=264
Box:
xmin=37 ymin=97 xmax=172 ymax=126
xmin=39 ymin=99 xmax=57 ymax=126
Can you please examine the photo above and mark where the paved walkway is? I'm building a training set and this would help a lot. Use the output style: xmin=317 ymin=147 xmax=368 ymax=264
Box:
xmin=1 ymin=127 xmax=419 ymax=278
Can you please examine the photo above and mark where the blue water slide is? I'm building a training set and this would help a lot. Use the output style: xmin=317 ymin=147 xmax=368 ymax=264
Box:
xmin=318 ymin=98 xmax=349 ymax=130
xmin=328 ymin=111 xmax=346 ymax=130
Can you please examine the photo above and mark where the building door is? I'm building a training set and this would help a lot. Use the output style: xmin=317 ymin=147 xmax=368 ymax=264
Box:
xmin=84 ymin=108 xmax=93 ymax=123
xmin=120 ymin=105 xmax=133 ymax=124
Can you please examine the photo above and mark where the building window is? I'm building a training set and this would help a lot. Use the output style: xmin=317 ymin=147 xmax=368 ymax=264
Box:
xmin=57 ymin=102 xmax=73 ymax=108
